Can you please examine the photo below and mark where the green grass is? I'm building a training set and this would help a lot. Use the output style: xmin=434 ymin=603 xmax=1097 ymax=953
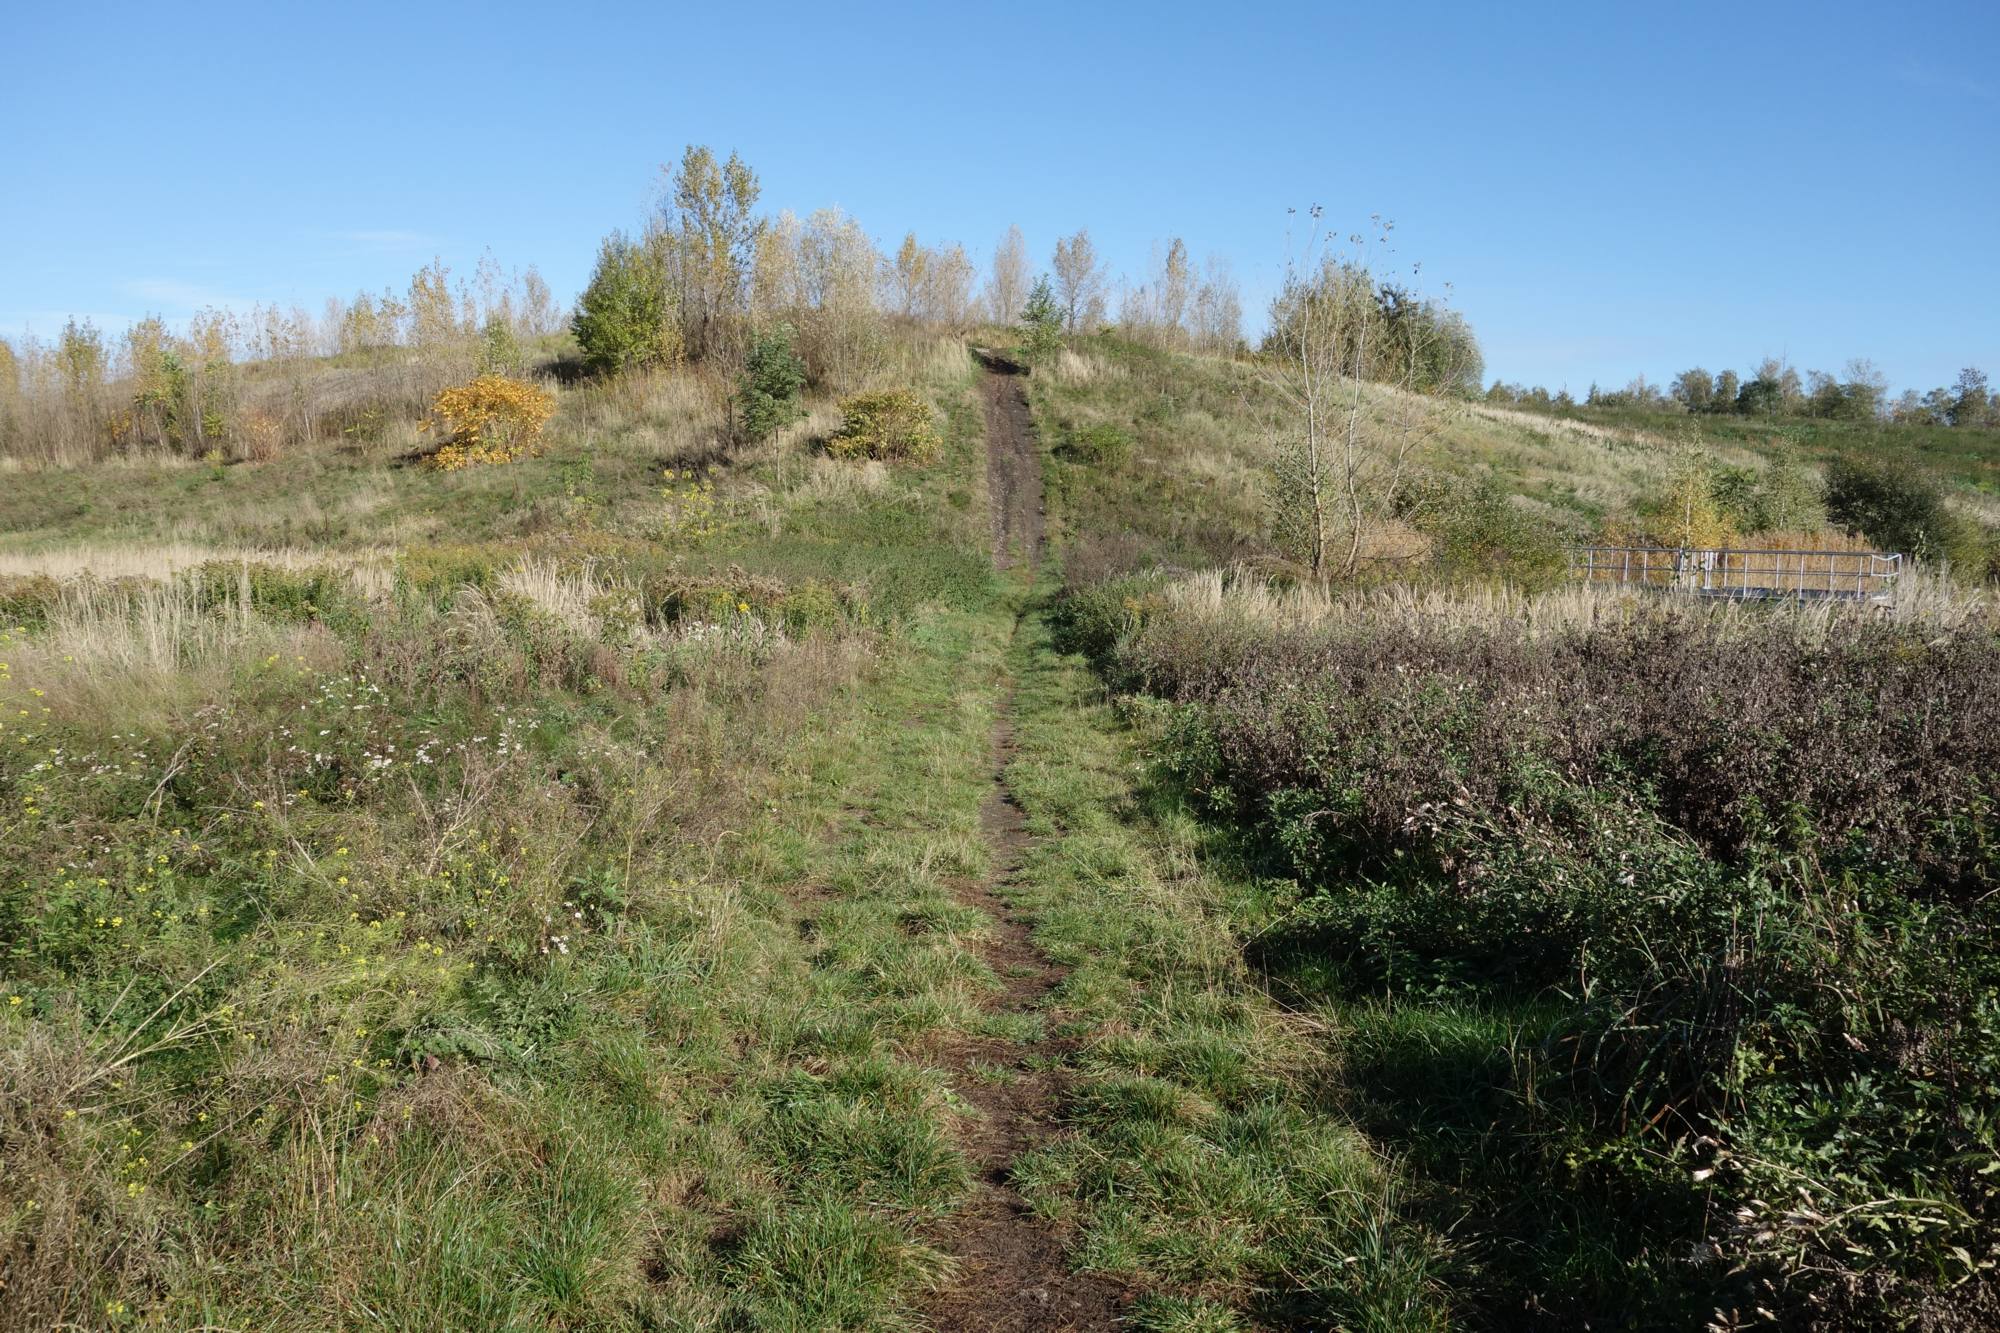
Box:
xmin=12 ymin=320 xmax=1987 ymax=1329
xmin=0 ymin=338 xmax=1030 ymax=1329
xmin=0 ymin=325 xmax=1470 ymax=1328
xmin=1506 ymin=398 xmax=2000 ymax=502
xmin=999 ymin=604 xmax=1451 ymax=1329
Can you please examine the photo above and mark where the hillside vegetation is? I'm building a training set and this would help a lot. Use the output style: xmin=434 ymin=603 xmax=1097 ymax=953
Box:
xmin=3 ymin=155 xmax=1998 ymax=1331
xmin=1035 ymin=338 xmax=2000 ymax=1327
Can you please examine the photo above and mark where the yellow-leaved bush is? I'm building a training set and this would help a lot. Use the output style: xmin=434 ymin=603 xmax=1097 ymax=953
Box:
xmin=826 ymin=390 xmax=940 ymax=465
xmin=421 ymin=374 xmax=556 ymax=471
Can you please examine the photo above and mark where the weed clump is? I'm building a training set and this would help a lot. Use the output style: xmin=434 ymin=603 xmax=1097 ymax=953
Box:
xmin=827 ymin=391 xmax=940 ymax=465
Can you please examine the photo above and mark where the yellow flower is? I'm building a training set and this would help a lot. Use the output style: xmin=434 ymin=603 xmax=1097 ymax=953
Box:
xmin=737 ymin=601 xmax=750 ymax=614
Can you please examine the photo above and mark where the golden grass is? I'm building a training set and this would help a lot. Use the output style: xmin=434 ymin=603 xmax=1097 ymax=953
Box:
xmin=886 ymin=333 xmax=974 ymax=388
xmin=0 ymin=542 xmax=392 ymax=591
xmin=1158 ymin=563 xmax=1993 ymax=639
xmin=5 ymin=578 xmax=343 ymax=732
xmin=792 ymin=455 xmax=890 ymax=505
xmin=495 ymin=557 xmax=620 ymax=637
xmin=1049 ymin=348 xmax=1112 ymax=386
xmin=563 ymin=365 xmax=731 ymax=461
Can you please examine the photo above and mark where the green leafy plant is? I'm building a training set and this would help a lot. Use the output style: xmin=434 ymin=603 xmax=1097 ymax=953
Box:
xmin=736 ymin=324 xmax=807 ymax=442
xmin=1019 ymin=276 xmax=1064 ymax=365
xmin=1055 ymin=422 xmax=1131 ymax=467
xmin=572 ymin=231 xmax=681 ymax=374
xmin=1826 ymin=455 xmax=1981 ymax=563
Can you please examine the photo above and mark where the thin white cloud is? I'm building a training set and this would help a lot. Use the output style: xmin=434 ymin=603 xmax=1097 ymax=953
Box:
xmin=125 ymin=278 xmax=243 ymax=310
xmin=331 ymin=228 xmax=438 ymax=254
xmin=1891 ymin=56 xmax=1993 ymax=101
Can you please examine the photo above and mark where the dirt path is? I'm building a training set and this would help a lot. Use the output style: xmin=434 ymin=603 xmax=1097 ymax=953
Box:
xmin=977 ymin=352 xmax=1045 ymax=572
xmin=921 ymin=360 xmax=1124 ymax=1330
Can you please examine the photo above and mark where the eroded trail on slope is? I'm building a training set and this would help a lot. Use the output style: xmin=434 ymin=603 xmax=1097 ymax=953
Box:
xmin=922 ymin=359 xmax=1123 ymax=1330
xmin=979 ymin=352 xmax=1046 ymax=573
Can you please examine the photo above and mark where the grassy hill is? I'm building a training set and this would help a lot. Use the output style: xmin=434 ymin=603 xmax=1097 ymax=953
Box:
xmin=2 ymin=327 xmax=1996 ymax=1331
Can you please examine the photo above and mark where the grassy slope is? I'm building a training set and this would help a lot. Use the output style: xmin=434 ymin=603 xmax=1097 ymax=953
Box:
xmin=1495 ymin=399 xmax=2000 ymax=517
xmin=0 ymin=346 xmax=1030 ymax=1329
xmin=1025 ymin=338 xmax=2000 ymax=1328
xmin=0 ymin=331 xmax=1444 ymax=1332
xmin=1034 ymin=336 xmax=2000 ymax=555
xmin=1029 ymin=336 xmax=1751 ymax=568
xmin=14 ymin=325 xmax=1984 ymax=1328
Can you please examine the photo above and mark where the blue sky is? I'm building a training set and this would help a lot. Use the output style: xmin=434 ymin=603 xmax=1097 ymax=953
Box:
xmin=4 ymin=0 xmax=1995 ymax=395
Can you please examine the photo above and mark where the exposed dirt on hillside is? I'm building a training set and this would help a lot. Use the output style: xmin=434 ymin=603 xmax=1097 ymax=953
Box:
xmin=920 ymin=360 xmax=1124 ymax=1330
xmin=977 ymin=351 xmax=1045 ymax=571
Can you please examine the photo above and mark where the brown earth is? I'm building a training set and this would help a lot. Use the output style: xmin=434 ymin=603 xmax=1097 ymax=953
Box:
xmin=977 ymin=351 xmax=1046 ymax=573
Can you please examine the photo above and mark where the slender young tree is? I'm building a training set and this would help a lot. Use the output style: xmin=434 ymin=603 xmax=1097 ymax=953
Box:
xmin=1190 ymin=256 xmax=1243 ymax=353
xmin=1157 ymin=237 xmax=1192 ymax=337
xmin=1051 ymin=229 xmax=1108 ymax=334
xmin=984 ymin=225 xmax=1028 ymax=325
xmin=1019 ymin=275 xmax=1064 ymax=364
xmin=666 ymin=145 xmax=763 ymax=360
xmin=0 ymin=336 xmax=21 ymax=454
xmin=1266 ymin=212 xmax=1473 ymax=579
xmin=887 ymin=232 xmax=927 ymax=319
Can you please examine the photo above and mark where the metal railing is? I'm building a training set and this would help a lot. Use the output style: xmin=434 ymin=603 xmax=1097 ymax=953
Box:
xmin=1569 ymin=546 xmax=1903 ymax=604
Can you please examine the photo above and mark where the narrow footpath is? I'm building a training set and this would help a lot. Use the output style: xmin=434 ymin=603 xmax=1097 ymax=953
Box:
xmin=922 ymin=357 xmax=1125 ymax=1331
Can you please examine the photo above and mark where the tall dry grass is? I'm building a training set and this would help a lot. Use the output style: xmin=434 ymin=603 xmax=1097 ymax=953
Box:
xmin=0 ymin=543 xmax=391 ymax=591
xmin=1155 ymin=563 xmax=1993 ymax=640
xmin=7 ymin=576 xmax=343 ymax=730
xmin=561 ymin=365 xmax=731 ymax=463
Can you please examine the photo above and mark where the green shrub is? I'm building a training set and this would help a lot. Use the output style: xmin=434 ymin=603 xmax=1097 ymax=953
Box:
xmin=776 ymin=579 xmax=846 ymax=632
xmin=736 ymin=325 xmax=807 ymax=442
xmin=1709 ymin=459 xmax=1827 ymax=532
xmin=1048 ymin=573 xmax=1161 ymax=673
xmin=1396 ymin=473 xmax=1567 ymax=586
xmin=395 ymin=543 xmax=508 ymax=600
xmin=477 ymin=316 xmax=523 ymax=376
xmin=826 ymin=390 xmax=940 ymax=465
xmin=191 ymin=561 xmax=362 ymax=628
xmin=572 ymin=231 xmax=681 ymax=374
xmin=1825 ymin=456 xmax=1976 ymax=562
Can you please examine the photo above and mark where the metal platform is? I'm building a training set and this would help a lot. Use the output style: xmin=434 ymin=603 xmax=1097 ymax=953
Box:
xmin=1569 ymin=546 xmax=1902 ymax=605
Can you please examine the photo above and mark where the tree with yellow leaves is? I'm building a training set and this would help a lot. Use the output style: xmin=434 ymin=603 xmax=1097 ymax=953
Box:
xmin=421 ymin=374 xmax=555 ymax=470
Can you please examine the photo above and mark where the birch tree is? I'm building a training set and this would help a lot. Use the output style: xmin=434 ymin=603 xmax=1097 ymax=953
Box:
xmin=1051 ymin=229 xmax=1108 ymax=334
xmin=984 ymin=225 xmax=1028 ymax=324
xmin=1267 ymin=211 xmax=1474 ymax=579
xmin=665 ymin=146 xmax=762 ymax=361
